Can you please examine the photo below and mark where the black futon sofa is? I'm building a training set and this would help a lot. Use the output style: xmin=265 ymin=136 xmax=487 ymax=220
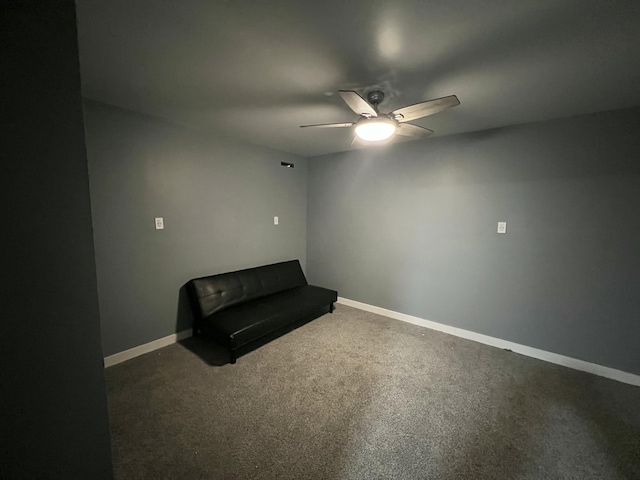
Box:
xmin=187 ymin=260 xmax=337 ymax=363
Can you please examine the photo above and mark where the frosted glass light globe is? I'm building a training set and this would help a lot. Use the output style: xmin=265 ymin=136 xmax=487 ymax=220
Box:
xmin=355 ymin=117 xmax=397 ymax=141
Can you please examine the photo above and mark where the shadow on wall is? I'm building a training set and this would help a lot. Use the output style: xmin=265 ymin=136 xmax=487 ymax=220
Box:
xmin=175 ymin=284 xmax=194 ymax=334
xmin=174 ymin=283 xmax=230 ymax=366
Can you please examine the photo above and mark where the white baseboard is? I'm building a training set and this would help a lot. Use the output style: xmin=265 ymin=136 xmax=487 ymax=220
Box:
xmin=104 ymin=329 xmax=192 ymax=368
xmin=337 ymin=297 xmax=640 ymax=387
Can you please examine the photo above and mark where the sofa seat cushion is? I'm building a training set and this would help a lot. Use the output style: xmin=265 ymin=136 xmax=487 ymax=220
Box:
xmin=198 ymin=285 xmax=337 ymax=348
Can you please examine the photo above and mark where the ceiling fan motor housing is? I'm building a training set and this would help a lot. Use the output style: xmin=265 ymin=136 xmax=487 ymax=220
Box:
xmin=367 ymin=90 xmax=385 ymax=108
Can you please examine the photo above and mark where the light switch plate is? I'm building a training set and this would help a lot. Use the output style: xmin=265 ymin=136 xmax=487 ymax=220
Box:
xmin=274 ymin=216 xmax=279 ymax=225
xmin=155 ymin=217 xmax=164 ymax=230
xmin=497 ymin=221 xmax=507 ymax=234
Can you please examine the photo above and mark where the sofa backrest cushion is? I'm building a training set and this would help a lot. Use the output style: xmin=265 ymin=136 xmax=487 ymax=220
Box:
xmin=188 ymin=260 xmax=308 ymax=318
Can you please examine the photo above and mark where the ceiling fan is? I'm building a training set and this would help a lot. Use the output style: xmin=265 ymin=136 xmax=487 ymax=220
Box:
xmin=300 ymin=90 xmax=460 ymax=143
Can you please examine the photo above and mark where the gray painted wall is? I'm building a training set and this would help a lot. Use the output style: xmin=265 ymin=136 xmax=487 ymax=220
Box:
xmin=1 ymin=3 xmax=113 ymax=477
xmin=84 ymin=101 xmax=307 ymax=356
xmin=307 ymin=108 xmax=640 ymax=376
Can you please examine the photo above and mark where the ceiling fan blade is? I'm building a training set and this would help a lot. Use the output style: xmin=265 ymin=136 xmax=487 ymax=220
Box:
xmin=396 ymin=123 xmax=435 ymax=137
xmin=299 ymin=122 xmax=355 ymax=128
xmin=391 ymin=95 xmax=460 ymax=123
xmin=338 ymin=90 xmax=377 ymax=117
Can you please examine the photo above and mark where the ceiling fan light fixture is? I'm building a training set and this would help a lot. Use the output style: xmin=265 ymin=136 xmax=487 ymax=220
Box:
xmin=300 ymin=91 xmax=460 ymax=146
xmin=355 ymin=117 xmax=397 ymax=142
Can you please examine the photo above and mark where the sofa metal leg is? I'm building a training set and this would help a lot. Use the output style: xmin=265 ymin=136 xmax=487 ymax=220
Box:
xmin=230 ymin=350 xmax=237 ymax=364
xmin=329 ymin=302 xmax=335 ymax=313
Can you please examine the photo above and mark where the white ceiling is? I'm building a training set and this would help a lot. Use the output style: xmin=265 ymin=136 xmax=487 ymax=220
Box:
xmin=76 ymin=0 xmax=640 ymax=158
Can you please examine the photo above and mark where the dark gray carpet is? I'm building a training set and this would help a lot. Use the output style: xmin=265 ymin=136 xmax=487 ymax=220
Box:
xmin=106 ymin=305 xmax=640 ymax=479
